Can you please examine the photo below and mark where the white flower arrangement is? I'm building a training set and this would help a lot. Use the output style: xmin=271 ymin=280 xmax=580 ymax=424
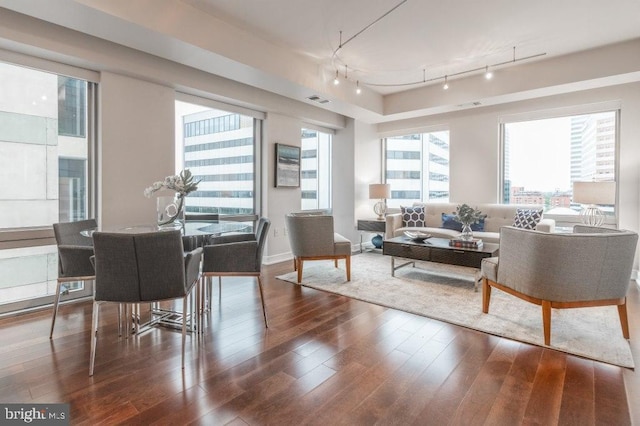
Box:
xmin=144 ymin=169 xmax=200 ymax=199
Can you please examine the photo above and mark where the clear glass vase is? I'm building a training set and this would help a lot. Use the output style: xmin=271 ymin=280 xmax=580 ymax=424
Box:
xmin=460 ymin=223 xmax=473 ymax=241
xmin=157 ymin=194 xmax=184 ymax=227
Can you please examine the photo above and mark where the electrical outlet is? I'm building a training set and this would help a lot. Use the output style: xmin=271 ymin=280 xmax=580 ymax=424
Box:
xmin=273 ymin=228 xmax=279 ymax=237
xmin=284 ymin=227 xmax=288 ymax=236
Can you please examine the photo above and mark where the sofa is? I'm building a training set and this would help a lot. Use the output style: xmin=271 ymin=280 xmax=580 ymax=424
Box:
xmin=385 ymin=202 xmax=555 ymax=244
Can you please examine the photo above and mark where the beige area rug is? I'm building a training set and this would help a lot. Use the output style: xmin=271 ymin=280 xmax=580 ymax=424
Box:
xmin=276 ymin=253 xmax=634 ymax=368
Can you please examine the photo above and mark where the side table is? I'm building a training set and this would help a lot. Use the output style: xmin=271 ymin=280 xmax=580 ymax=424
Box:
xmin=357 ymin=219 xmax=386 ymax=252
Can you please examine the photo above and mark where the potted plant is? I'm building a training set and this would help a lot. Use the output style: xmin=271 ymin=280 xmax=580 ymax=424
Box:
xmin=453 ymin=204 xmax=485 ymax=240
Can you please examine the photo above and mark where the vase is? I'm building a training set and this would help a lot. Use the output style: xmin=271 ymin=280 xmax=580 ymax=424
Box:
xmin=157 ymin=194 xmax=185 ymax=227
xmin=460 ymin=223 xmax=473 ymax=241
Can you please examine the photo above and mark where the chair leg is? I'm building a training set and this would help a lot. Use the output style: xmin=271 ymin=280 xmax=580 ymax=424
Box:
xmin=293 ymin=257 xmax=297 ymax=271
xmin=482 ymin=278 xmax=492 ymax=313
xmin=297 ymin=258 xmax=304 ymax=283
xmin=182 ymin=296 xmax=187 ymax=369
xmin=257 ymin=276 xmax=268 ymax=328
xmin=49 ymin=280 xmax=63 ymax=339
xmin=334 ymin=259 xmax=338 ymax=268
xmin=542 ymin=300 xmax=552 ymax=346
xmin=89 ymin=301 xmax=100 ymax=376
xmin=345 ymin=256 xmax=351 ymax=281
xmin=618 ymin=300 xmax=630 ymax=339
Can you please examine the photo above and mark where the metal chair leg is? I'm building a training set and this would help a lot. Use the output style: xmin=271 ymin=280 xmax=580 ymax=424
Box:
xmin=182 ymin=296 xmax=187 ymax=369
xmin=257 ymin=276 xmax=268 ymax=328
xmin=49 ymin=280 xmax=63 ymax=339
xmin=89 ymin=301 xmax=100 ymax=376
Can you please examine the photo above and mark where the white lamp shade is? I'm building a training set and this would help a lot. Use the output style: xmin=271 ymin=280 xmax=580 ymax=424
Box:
xmin=572 ymin=181 xmax=615 ymax=205
xmin=369 ymin=183 xmax=390 ymax=199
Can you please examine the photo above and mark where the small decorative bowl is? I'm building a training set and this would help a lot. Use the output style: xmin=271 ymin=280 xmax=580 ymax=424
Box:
xmin=404 ymin=230 xmax=432 ymax=242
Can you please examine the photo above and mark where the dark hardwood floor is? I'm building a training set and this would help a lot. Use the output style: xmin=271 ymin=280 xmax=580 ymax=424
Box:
xmin=1 ymin=258 xmax=638 ymax=425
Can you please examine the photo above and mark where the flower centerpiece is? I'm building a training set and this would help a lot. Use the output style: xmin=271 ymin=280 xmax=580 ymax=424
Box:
xmin=144 ymin=169 xmax=200 ymax=226
xmin=453 ymin=204 xmax=485 ymax=240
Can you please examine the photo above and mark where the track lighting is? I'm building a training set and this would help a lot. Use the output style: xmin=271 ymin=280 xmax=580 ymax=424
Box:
xmin=443 ymin=75 xmax=449 ymax=90
xmin=333 ymin=70 xmax=340 ymax=85
xmin=356 ymin=80 xmax=361 ymax=94
xmin=485 ymin=65 xmax=493 ymax=80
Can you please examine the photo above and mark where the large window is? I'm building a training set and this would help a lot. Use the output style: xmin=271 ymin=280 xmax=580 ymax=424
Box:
xmin=502 ymin=110 xmax=617 ymax=224
xmin=301 ymin=128 xmax=332 ymax=210
xmin=0 ymin=61 xmax=94 ymax=313
xmin=384 ymin=131 xmax=450 ymax=208
xmin=176 ymin=99 xmax=261 ymax=221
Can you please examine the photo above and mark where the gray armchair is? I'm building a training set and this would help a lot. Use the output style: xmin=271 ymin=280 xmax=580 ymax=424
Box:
xmin=90 ymin=230 xmax=202 ymax=376
xmin=285 ymin=214 xmax=351 ymax=283
xmin=481 ymin=225 xmax=638 ymax=346
xmin=201 ymin=217 xmax=270 ymax=328
xmin=51 ymin=219 xmax=97 ymax=339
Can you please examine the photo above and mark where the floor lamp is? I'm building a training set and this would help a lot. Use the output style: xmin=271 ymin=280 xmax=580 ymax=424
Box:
xmin=572 ymin=181 xmax=615 ymax=227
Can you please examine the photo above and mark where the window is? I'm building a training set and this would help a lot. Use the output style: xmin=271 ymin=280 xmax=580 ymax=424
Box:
xmin=502 ymin=110 xmax=617 ymax=224
xmin=384 ymin=131 xmax=450 ymax=208
xmin=0 ymin=61 xmax=94 ymax=314
xmin=301 ymin=128 xmax=332 ymax=210
xmin=176 ymin=100 xmax=261 ymax=220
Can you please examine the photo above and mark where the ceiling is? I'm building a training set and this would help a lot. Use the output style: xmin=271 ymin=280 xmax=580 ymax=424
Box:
xmin=1 ymin=0 xmax=640 ymax=123
xmin=183 ymin=0 xmax=640 ymax=94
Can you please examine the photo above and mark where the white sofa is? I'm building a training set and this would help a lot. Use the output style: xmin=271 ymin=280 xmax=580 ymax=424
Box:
xmin=385 ymin=202 xmax=555 ymax=244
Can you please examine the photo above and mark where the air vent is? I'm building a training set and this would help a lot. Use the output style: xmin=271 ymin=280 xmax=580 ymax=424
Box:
xmin=456 ymin=101 xmax=482 ymax=108
xmin=306 ymin=95 xmax=331 ymax=104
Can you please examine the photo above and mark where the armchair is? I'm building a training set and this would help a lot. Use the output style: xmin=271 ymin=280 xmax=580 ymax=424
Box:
xmin=201 ymin=217 xmax=270 ymax=328
xmin=90 ymin=230 xmax=202 ymax=376
xmin=285 ymin=214 xmax=351 ymax=283
xmin=51 ymin=219 xmax=97 ymax=338
xmin=481 ymin=225 xmax=638 ymax=346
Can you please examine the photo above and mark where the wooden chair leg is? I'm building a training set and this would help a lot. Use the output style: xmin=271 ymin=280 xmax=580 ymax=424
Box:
xmin=542 ymin=300 xmax=552 ymax=346
xmin=618 ymin=300 xmax=630 ymax=339
xmin=297 ymin=258 xmax=304 ymax=283
xmin=334 ymin=259 xmax=338 ymax=268
xmin=345 ymin=256 xmax=351 ymax=281
xmin=482 ymin=278 xmax=492 ymax=313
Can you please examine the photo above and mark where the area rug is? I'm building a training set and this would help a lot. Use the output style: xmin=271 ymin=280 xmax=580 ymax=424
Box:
xmin=276 ymin=253 xmax=634 ymax=368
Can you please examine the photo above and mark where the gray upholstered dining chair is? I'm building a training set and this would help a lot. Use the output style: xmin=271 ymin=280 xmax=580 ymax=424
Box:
xmin=201 ymin=217 xmax=270 ymax=328
xmin=481 ymin=225 xmax=638 ymax=346
xmin=51 ymin=219 xmax=97 ymax=339
xmin=89 ymin=230 xmax=202 ymax=376
xmin=285 ymin=213 xmax=351 ymax=284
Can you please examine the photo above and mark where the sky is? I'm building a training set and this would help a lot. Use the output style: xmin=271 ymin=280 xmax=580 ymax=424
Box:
xmin=506 ymin=116 xmax=571 ymax=193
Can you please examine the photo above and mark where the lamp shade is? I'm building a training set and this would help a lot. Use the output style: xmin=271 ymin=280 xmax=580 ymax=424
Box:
xmin=369 ymin=183 xmax=390 ymax=199
xmin=572 ymin=181 xmax=615 ymax=205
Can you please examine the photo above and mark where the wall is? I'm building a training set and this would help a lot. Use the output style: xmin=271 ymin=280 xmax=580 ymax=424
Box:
xmin=99 ymin=72 xmax=176 ymax=228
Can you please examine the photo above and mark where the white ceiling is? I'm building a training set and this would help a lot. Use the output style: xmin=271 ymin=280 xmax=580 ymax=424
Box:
xmin=183 ymin=0 xmax=640 ymax=94
xmin=1 ymin=0 xmax=640 ymax=123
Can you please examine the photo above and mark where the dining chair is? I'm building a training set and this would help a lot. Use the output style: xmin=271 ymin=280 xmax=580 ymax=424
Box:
xmin=50 ymin=219 xmax=97 ymax=339
xmin=201 ymin=217 xmax=270 ymax=329
xmin=89 ymin=229 xmax=202 ymax=376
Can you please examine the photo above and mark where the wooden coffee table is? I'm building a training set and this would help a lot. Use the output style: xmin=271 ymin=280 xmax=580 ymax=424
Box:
xmin=382 ymin=236 xmax=499 ymax=291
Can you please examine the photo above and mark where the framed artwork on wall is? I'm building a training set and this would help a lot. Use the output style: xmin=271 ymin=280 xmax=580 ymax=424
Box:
xmin=275 ymin=143 xmax=300 ymax=187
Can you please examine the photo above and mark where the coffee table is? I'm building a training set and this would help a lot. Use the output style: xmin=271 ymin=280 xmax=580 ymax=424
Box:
xmin=382 ymin=236 xmax=499 ymax=291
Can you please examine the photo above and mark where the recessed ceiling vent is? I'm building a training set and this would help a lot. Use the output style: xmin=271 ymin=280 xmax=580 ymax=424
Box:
xmin=306 ymin=95 xmax=331 ymax=104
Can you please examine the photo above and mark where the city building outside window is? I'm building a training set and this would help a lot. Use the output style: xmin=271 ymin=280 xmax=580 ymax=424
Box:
xmin=502 ymin=110 xmax=617 ymax=225
xmin=301 ymin=128 xmax=332 ymax=210
xmin=384 ymin=131 xmax=450 ymax=208
xmin=0 ymin=62 xmax=93 ymax=313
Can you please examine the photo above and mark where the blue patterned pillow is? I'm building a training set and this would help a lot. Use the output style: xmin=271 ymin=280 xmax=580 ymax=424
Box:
xmin=401 ymin=206 xmax=425 ymax=227
xmin=441 ymin=213 xmax=485 ymax=231
xmin=513 ymin=208 xmax=543 ymax=230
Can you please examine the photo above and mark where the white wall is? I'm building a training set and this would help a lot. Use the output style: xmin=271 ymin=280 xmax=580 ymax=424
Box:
xmin=99 ymin=72 xmax=175 ymax=228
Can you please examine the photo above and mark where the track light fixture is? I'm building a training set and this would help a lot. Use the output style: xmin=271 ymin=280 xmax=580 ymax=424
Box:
xmin=356 ymin=80 xmax=362 ymax=95
xmin=333 ymin=69 xmax=340 ymax=85
xmin=443 ymin=75 xmax=449 ymax=90
xmin=485 ymin=65 xmax=493 ymax=80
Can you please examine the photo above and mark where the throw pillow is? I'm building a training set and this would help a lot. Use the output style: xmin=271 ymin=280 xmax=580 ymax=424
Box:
xmin=513 ymin=208 xmax=543 ymax=230
xmin=401 ymin=206 xmax=425 ymax=227
xmin=441 ymin=213 xmax=485 ymax=232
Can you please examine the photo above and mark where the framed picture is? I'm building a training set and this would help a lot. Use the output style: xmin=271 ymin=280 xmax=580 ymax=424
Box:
xmin=275 ymin=143 xmax=300 ymax=187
